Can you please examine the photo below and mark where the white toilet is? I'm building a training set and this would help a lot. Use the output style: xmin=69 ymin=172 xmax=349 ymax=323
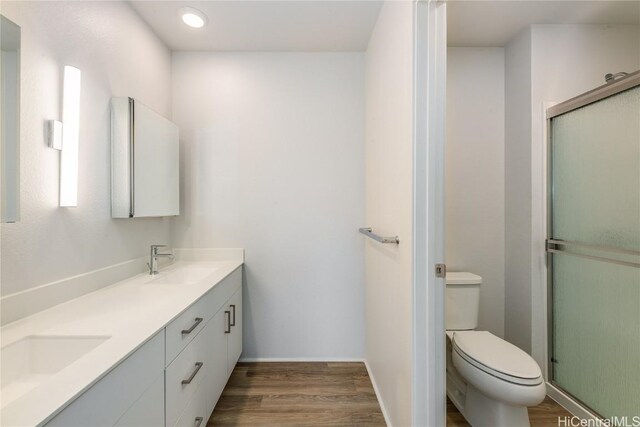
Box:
xmin=446 ymin=272 xmax=546 ymax=427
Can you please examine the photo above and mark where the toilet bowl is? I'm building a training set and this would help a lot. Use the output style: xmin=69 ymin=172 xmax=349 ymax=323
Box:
xmin=446 ymin=272 xmax=545 ymax=426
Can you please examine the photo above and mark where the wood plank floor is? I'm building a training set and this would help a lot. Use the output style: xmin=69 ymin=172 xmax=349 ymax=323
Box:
xmin=447 ymin=396 xmax=573 ymax=427
xmin=208 ymin=362 xmax=572 ymax=426
xmin=208 ymin=362 xmax=386 ymax=426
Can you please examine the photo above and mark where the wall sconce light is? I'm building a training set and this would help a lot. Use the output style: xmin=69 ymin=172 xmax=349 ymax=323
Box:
xmin=47 ymin=65 xmax=81 ymax=207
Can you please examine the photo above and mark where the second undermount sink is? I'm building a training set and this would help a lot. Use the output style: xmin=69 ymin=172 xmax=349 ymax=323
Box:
xmin=148 ymin=266 xmax=218 ymax=285
xmin=1 ymin=335 xmax=110 ymax=406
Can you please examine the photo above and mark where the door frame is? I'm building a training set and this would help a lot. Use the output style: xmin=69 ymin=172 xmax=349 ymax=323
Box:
xmin=412 ymin=1 xmax=447 ymax=426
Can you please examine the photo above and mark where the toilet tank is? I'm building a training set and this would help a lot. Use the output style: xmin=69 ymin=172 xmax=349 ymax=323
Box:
xmin=445 ymin=272 xmax=482 ymax=330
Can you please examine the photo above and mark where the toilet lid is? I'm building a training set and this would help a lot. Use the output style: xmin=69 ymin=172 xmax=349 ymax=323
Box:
xmin=452 ymin=331 xmax=542 ymax=383
xmin=446 ymin=272 xmax=482 ymax=285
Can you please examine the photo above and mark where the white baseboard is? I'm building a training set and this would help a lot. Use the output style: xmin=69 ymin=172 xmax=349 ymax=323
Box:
xmin=364 ymin=360 xmax=392 ymax=427
xmin=546 ymin=382 xmax=600 ymax=421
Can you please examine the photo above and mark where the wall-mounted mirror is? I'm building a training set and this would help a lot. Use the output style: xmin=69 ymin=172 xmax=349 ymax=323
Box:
xmin=1 ymin=15 xmax=20 ymax=223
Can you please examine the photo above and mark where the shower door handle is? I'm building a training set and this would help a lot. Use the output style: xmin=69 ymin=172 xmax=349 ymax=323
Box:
xmin=546 ymin=239 xmax=640 ymax=268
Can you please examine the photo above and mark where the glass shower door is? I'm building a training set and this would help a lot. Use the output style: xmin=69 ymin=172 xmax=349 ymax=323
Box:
xmin=548 ymin=82 xmax=640 ymax=418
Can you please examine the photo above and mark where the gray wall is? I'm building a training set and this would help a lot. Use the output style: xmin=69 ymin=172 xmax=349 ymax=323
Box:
xmin=504 ymin=28 xmax=533 ymax=353
xmin=170 ymin=52 xmax=366 ymax=360
xmin=0 ymin=1 xmax=173 ymax=297
xmin=446 ymin=47 xmax=505 ymax=338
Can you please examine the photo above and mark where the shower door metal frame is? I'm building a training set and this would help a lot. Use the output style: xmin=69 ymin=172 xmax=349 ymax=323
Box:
xmin=546 ymin=70 xmax=640 ymax=120
xmin=545 ymin=70 xmax=640 ymax=419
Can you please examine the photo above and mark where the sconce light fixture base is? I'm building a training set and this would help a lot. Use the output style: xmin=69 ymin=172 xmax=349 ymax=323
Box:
xmin=46 ymin=120 xmax=63 ymax=150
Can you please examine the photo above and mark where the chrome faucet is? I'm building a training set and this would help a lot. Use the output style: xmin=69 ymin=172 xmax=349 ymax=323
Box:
xmin=148 ymin=244 xmax=174 ymax=275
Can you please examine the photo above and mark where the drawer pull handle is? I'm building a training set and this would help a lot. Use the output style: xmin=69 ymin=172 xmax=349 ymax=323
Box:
xmin=181 ymin=317 xmax=203 ymax=335
xmin=195 ymin=417 xmax=204 ymax=427
xmin=225 ymin=310 xmax=231 ymax=334
xmin=230 ymin=304 xmax=236 ymax=327
xmin=181 ymin=362 xmax=203 ymax=385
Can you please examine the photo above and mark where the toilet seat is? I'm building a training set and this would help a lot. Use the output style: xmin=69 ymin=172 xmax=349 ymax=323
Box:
xmin=449 ymin=330 xmax=546 ymax=408
xmin=452 ymin=331 xmax=543 ymax=386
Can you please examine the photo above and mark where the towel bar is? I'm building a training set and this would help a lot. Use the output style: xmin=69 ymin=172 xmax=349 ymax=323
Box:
xmin=359 ymin=227 xmax=399 ymax=244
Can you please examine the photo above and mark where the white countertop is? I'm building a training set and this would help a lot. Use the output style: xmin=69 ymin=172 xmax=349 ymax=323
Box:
xmin=1 ymin=258 xmax=243 ymax=427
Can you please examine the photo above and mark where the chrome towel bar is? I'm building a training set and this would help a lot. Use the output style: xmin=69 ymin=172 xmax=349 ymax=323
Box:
xmin=359 ymin=227 xmax=399 ymax=244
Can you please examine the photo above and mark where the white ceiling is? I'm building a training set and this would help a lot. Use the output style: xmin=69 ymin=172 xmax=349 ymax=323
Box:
xmin=130 ymin=1 xmax=383 ymax=52
xmin=448 ymin=0 xmax=640 ymax=47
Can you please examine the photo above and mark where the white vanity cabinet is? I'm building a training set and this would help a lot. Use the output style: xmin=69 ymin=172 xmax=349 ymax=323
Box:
xmin=173 ymin=308 xmax=228 ymax=427
xmin=167 ymin=267 xmax=242 ymax=426
xmin=114 ymin=374 xmax=165 ymax=427
xmin=226 ymin=287 xmax=243 ymax=375
xmin=44 ymin=267 xmax=243 ymax=427
xmin=166 ymin=318 xmax=213 ymax=426
xmin=46 ymin=332 xmax=165 ymax=427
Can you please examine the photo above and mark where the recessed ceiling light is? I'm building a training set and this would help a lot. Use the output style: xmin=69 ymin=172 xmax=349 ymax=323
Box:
xmin=179 ymin=7 xmax=207 ymax=29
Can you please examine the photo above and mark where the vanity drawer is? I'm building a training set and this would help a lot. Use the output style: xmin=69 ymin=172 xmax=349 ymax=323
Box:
xmin=166 ymin=293 xmax=214 ymax=364
xmin=166 ymin=323 xmax=213 ymax=427
xmin=172 ymin=380 xmax=211 ymax=427
xmin=165 ymin=267 xmax=243 ymax=364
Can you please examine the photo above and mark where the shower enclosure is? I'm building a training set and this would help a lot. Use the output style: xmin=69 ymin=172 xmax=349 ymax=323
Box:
xmin=546 ymin=71 xmax=640 ymax=419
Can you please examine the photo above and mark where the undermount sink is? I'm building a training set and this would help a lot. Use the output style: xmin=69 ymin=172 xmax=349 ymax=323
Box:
xmin=1 ymin=335 xmax=110 ymax=406
xmin=148 ymin=266 xmax=218 ymax=285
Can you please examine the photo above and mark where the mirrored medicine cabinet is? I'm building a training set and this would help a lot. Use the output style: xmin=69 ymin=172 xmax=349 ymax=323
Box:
xmin=111 ymin=97 xmax=180 ymax=218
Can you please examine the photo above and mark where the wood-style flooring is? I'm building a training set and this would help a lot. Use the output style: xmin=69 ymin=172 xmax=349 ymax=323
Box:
xmin=208 ymin=362 xmax=386 ymax=426
xmin=447 ymin=396 xmax=573 ymax=427
xmin=208 ymin=361 xmax=572 ymax=426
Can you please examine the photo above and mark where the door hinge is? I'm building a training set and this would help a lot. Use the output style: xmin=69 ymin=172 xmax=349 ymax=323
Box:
xmin=435 ymin=264 xmax=446 ymax=278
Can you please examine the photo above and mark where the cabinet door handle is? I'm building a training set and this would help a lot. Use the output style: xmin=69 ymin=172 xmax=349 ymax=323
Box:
xmin=224 ymin=310 xmax=231 ymax=334
xmin=195 ymin=417 xmax=204 ymax=427
xmin=230 ymin=304 xmax=236 ymax=327
xmin=181 ymin=362 xmax=203 ymax=385
xmin=181 ymin=317 xmax=203 ymax=335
